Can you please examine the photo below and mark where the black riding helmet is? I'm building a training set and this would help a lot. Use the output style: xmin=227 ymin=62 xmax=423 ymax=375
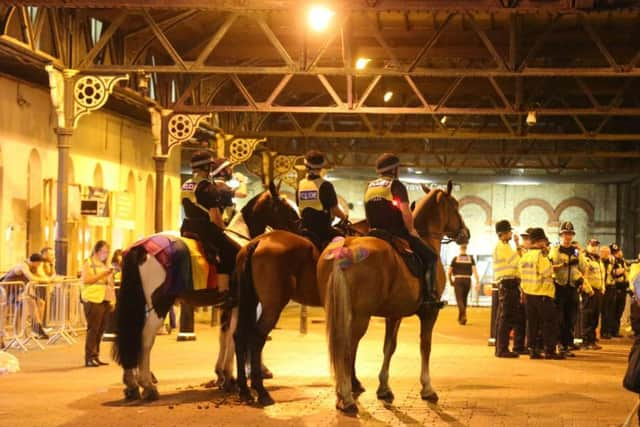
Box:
xmin=376 ymin=153 xmax=400 ymax=175
xmin=495 ymin=219 xmax=512 ymax=235
xmin=304 ymin=150 xmax=327 ymax=170
xmin=190 ymin=150 xmax=214 ymax=170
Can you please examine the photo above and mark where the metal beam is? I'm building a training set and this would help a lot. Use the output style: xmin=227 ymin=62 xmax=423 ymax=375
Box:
xmin=317 ymin=74 xmax=344 ymax=106
xmin=465 ymin=12 xmax=508 ymax=70
xmin=579 ymin=14 xmax=620 ymax=71
xmin=255 ymin=15 xmax=295 ymax=68
xmin=78 ymin=11 xmax=128 ymax=67
xmin=265 ymin=73 xmax=293 ymax=106
xmin=193 ymin=12 xmax=238 ymax=68
xmin=518 ymin=14 xmax=562 ymax=71
xmin=142 ymin=9 xmax=186 ymax=70
xmin=356 ymin=74 xmax=381 ymax=109
xmin=407 ymin=13 xmax=454 ymax=72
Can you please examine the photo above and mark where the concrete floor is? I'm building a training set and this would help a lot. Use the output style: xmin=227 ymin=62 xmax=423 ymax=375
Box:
xmin=0 ymin=306 xmax=636 ymax=427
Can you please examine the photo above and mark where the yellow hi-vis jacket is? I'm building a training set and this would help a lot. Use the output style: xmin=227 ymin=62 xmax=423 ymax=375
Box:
xmin=548 ymin=245 xmax=586 ymax=286
xmin=519 ymin=249 xmax=555 ymax=298
xmin=364 ymin=177 xmax=394 ymax=203
xmin=298 ymin=177 xmax=326 ymax=212
xmin=81 ymin=258 xmax=115 ymax=304
xmin=583 ymin=254 xmax=605 ymax=294
xmin=493 ymin=240 xmax=520 ymax=281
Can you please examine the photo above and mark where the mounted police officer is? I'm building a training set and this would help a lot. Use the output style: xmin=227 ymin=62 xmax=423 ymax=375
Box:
xmin=364 ymin=153 xmax=438 ymax=305
xmin=180 ymin=151 xmax=247 ymax=302
xmin=549 ymin=221 xmax=585 ymax=356
xmin=296 ymin=150 xmax=347 ymax=250
xmin=493 ymin=219 xmax=526 ymax=358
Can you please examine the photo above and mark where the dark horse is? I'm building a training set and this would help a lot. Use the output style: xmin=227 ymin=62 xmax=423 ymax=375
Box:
xmin=112 ymin=183 xmax=299 ymax=401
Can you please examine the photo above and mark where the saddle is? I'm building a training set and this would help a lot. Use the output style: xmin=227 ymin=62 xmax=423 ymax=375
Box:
xmin=367 ymin=229 xmax=423 ymax=278
xmin=181 ymin=231 xmax=220 ymax=266
xmin=300 ymin=228 xmax=325 ymax=253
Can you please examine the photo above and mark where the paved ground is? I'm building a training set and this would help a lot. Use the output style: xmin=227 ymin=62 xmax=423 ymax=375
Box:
xmin=0 ymin=306 xmax=637 ymax=426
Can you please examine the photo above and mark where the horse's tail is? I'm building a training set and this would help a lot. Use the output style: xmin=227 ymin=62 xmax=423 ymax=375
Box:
xmin=325 ymin=260 xmax=352 ymax=382
xmin=112 ymin=245 xmax=148 ymax=369
xmin=235 ymin=241 xmax=260 ymax=342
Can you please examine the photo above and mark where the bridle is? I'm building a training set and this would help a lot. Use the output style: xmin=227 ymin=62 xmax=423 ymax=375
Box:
xmin=415 ymin=191 xmax=468 ymax=245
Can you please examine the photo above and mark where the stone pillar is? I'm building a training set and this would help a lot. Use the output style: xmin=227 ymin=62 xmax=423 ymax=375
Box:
xmin=54 ymin=128 xmax=73 ymax=275
xmin=153 ymin=156 xmax=167 ymax=233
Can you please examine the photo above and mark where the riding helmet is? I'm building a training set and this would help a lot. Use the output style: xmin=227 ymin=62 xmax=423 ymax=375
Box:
xmin=190 ymin=150 xmax=214 ymax=169
xmin=528 ymin=228 xmax=549 ymax=243
xmin=559 ymin=221 xmax=575 ymax=235
xmin=304 ymin=150 xmax=327 ymax=169
xmin=376 ymin=153 xmax=400 ymax=174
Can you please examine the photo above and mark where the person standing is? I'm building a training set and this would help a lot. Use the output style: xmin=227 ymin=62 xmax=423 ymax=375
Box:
xmin=549 ymin=222 xmax=585 ymax=357
xmin=520 ymin=228 xmax=564 ymax=359
xmin=600 ymin=245 xmax=616 ymax=339
xmin=297 ymin=150 xmax=347 ymax=250
xmin=448 ymin=242 xmax=480 ymax=325
xmin=581 ymin=239 xmax=605 ymax=350
xmin=611 ymin=244 xmax=629 ymax=338
xmin=81 ymin=240 xmax=116 ymax=367
xmin=492 ymin=219 xmax=525 ymax=358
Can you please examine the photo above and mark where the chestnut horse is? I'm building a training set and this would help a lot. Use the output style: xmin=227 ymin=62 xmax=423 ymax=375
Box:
xmin=318 ymin=182 xmax=469 ymax=414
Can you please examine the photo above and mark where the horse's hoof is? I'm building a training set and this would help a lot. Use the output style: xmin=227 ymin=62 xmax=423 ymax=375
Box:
xmin=257 ymin=392 xmax=275 ymax=407
xmin=376 ymin=389 xmax=394 ymax=403
xmin=141 ymin=387 xmax=159 ymax=402
xmin=352 ymin=382 xmax=365 ymax=397
xmin=123 ymin=387 xmax=141 ymax=401
xmin=336 ymin=399 xmax=358 ymax=415
xmin=421 ymin=391 xmax=439 ymax=403
xmin=202 ymin=379 xmax=218 ymax=389
xmin=151 ymin=372 xmax=158 ymax=385
xmin=261 ymin=367 xmax=273 ymax=380
xmin=238 ymin=388 xmax=254 ymax=404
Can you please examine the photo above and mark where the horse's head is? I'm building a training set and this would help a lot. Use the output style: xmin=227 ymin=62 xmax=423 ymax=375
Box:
xmin=242 ymin=181 xmax=300 ymax=237
xmin=413 ymin=180 xmax=470 ymax=245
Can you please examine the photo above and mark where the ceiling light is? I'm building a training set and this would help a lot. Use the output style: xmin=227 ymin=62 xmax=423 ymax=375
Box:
xmin=440 ymin=115 xmax=448 ymax=125
xmin=415 ymin=170 xmax=424 ymax=175
xmin=526 ymin=111 xmax=537 ymax=126
xmin=308 ymin=5 xmax=334 ymax=32
xmin=355 ymin=57 xmax=370 ymax=70
xmin=383 ymin=91 xmax=393 ymax=102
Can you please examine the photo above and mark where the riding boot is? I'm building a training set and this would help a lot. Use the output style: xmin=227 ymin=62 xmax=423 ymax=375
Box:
xmin=422 ymin=267 xmax=444 ymax=309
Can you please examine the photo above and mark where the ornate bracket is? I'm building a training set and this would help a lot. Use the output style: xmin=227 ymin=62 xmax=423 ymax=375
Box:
xmin=72 ymin=74 xmax=129 ymax=128
xmin=227 ymin=137 xmax=266 ymax=164
xmin=166 ymin=113 xmax=212 ymax=153
xmin=46 ymin=66 xmax=129 ymax=130
xmin=273 ymin=154 xmax=304 ymax=187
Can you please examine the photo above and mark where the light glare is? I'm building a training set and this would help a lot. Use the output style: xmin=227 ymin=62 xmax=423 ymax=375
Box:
xmin=308 ymin=6 xmax=334 ymax=32
xmin=383 ymin=91 xmax=393 ymax=102
xmin=355 ymin=57 xmax=370 ymax=70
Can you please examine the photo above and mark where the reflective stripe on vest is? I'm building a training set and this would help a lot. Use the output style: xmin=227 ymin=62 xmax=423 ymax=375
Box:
xmin=181 ymin=176 xmax=210 ymax=216
xmin=519 ymin=249 xmax=554 ymax=297
xmin=364 ymin=178 xmax=393 ymax=203
xmin=298 ymin=177 xmax=325 ymax=212
xmin=493 ymin=241 xmax=519 ymax=279
xmin=585 ymin=256 xmax=605 ymax=290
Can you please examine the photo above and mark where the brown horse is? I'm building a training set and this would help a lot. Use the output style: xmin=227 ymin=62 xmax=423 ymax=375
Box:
xmin=318 ymin=182 xmax=469 ymax=414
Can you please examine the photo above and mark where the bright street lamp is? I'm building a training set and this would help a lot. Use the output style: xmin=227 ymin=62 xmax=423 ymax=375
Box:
xmin=308 ymin=5 xmax=335 ymax=32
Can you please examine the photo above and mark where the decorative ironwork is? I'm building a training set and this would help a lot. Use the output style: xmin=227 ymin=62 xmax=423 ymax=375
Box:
xmin=244 ymin=153 xmax=264 ymax=178
xmin=228 ymin=137 xmax=265 ymax=164
xmin=73 ymin=74 xmax=129 ymax=127
xmin=273 ymin=154 xmax=304 ymax=187
xmin=166 ymin=113 xmax=211 ymax=149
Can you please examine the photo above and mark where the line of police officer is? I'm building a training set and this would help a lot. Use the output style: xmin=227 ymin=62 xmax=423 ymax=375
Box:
xmin=493 ymin=219 xmax=630 ymax=359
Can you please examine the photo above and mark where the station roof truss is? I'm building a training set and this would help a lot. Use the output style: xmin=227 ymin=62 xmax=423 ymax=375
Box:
xmin=1 ymin=1 xmax=640 ymax=175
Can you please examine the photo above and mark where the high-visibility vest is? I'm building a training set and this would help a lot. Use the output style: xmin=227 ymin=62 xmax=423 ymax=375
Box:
xmin=548 ymin=245 xmax=585 ymax=286
xmin=613 ymin=258 xmax=629 ymax=284
xmin=584 ymin=254 xmax=605 ymax=291
xmin=298 ymin=177 xmax=325 ymax=212
xmin=493 ymin=240 xmax=520 ymax=280
xmin=630 ymin=263 xmax=640 ymax=293
xmin=364 ymin=178 xmax=394 ymax=203
xmin=181 ymin=176 xmax=210 ymax=218
xmin=81 ymin=259 xmax=113 ymax=304
xmin=519 ymin=249 xmax=555 ymax=298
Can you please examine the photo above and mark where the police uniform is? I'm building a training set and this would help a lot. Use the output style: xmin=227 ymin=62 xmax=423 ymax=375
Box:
xmin=548 ymin=221 xmax=585 ymax=353
xmin=297 ymin=152 xmax=343 ymax=250
xmin=364 ymin=153 xmax=437 ymax=303
xmin=450 ymin=253 xmax=475 ymax=324
xmin=605 ymin=244 xmax=629 ymax=338
xmin=601 ymin=248 xmax=619 ymax=338
xmin=180 ymin=161 xmax=239 ymax=276
xmin=519 ymin=228 xmax=562 ymax=359
xmin=493 ymin=220 xmax=526 ymax=357
xmin=581 ymin=240 xmax=605 ymax=348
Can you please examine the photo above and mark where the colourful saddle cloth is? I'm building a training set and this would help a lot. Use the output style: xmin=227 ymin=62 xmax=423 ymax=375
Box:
xmin=128 ymin=233 xmax=217 ymax=296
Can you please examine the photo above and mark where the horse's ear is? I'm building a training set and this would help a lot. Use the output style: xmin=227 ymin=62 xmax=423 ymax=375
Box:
xmin=421 ymin=184 xmax=431 ymax=195
xmin=276 ymin=180 xmax=282 ymax=195
xmin=446 ymin=180 xmax=453 ymax=195
xmin=268 ymin=181 xmax=278 ymax=197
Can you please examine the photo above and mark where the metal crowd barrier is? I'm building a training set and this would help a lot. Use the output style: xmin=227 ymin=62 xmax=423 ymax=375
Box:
xmin=0 ymin=279 xmax=85 ymax=352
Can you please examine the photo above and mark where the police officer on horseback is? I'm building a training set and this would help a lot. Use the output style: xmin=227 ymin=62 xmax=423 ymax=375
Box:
xmin=364 ymin=153 xmax=438 ymax=305
xmin=180 ymin=151 xmax=247 ymax=301
xmin=296 ymin=150 xmax=347 ymax=250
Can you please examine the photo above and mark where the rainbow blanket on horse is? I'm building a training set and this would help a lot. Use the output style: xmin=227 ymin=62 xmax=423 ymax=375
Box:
xmin=127 ymin=233 xmax=217 ymax=297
